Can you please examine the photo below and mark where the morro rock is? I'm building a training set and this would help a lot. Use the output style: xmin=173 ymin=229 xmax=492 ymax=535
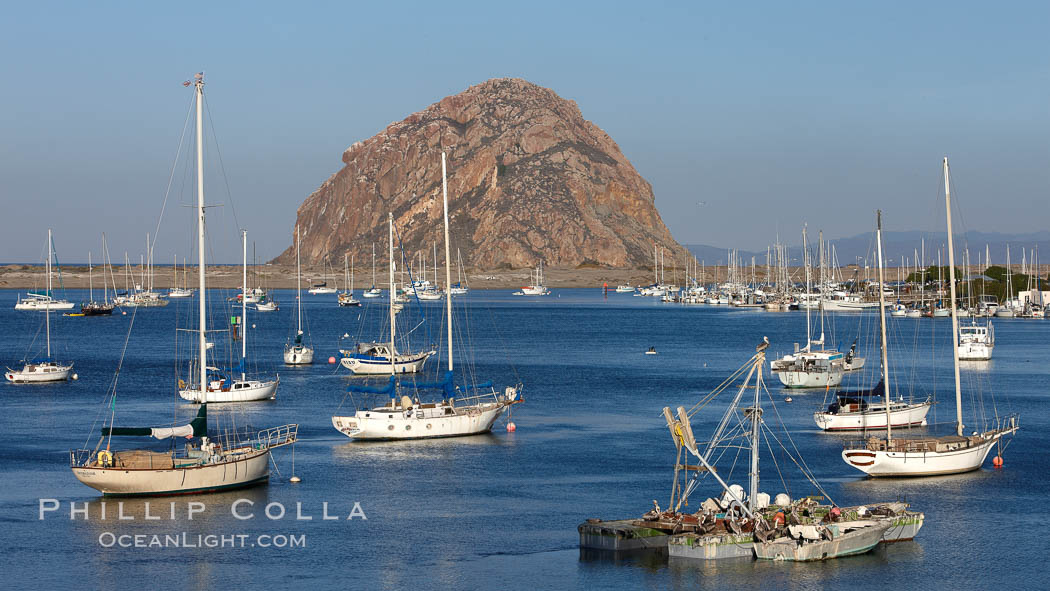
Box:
xmin=275 ymin=78 xmax=688 ymax=269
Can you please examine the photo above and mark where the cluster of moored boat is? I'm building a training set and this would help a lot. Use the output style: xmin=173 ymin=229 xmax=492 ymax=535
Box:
xmin=580 ymin=159 xmax=1020 ymax=564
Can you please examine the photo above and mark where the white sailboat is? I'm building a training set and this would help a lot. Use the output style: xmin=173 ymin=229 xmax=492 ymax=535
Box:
xmin=814 ymin=215 xmax=933 ymax=432
xmin=339 ymin=215 xmax=435 ymax=375
xmin=333 ymin=153 xmax=521 ymax=439
xmin=70 ymin=73 xmax=296 ymax=495
xmin=14 ymin=233 xmax=75 ymax=311
xmin=167 ymin=255 xmax=193 ymax=298
xmin=842 ymin=159 xmax=1019 ymax=477
xmin=338 ymin=252 xmax=361 ymax=307
xmin=283 ymin=225 xmax=314 ymax=365
xmin=180 ymin=230 xmax=278 ymax=402
xmin=307 ymin=255 xmax=338 ymax=295
xmin=362 ymin=243 xmax=383 ymax=298
xmin=449 ymin=248 xmax=469 ymax=295
xmin=771 ymin=228 xmax=847 ymax=388
xmin=6 ymin=229 xmax=74 ymax=383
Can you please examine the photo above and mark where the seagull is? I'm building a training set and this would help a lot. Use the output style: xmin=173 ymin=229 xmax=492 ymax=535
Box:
xmin=756 ymin=336 xmax=769 ymax=352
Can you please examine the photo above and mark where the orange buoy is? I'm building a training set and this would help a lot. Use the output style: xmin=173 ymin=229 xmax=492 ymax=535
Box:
xmin=506 ymin=421 xmax=516 ymax=432
xmin=992 ymin=456 xmax=1003 ymax=467
xmin=328 ymin=356 xmax=336 ymax=364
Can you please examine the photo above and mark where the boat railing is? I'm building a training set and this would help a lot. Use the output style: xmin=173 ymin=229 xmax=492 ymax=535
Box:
xmin=254 ymin=423 xmax=298 ymax=450
xmin=70 ymin=448 xmax=95 ymax=467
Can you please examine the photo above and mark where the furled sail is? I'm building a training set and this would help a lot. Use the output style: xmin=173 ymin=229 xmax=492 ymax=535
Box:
xmin=102 ymin=404 xmax=207 ymax=439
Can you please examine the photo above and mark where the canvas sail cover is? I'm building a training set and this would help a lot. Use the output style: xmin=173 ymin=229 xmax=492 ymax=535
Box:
xmin=102 ymin=404 xmax=207 ymax=439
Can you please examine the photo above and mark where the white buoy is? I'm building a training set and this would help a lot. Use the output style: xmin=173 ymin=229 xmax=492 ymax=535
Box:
xmin=72 ymin=373 xmax=79 ymax=381
xmin=290 ymin=476 xmax=301 ymax=483
xmin=784 ymin=396 xmax=793 ymax=403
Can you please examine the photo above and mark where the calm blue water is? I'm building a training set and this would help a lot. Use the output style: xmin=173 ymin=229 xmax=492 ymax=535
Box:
xmin=1 ymin=288 xmax=1046 ymax=590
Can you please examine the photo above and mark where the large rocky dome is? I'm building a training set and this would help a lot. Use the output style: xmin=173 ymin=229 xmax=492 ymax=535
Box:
xmin=274 ymin=78 xmax=687 ymax=269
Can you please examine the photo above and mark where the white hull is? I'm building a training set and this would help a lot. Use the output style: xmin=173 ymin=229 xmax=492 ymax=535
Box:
xmin=842 ymin=426 xmax=1016 ymax=477
xmin=15 ymin=299 xmax=75 ymax=311
xmin=776 ymin=368 xmax=843 ymax=388
xmin=283 ymin=345 xmax=314 ymax=365
xmin=72 ymin=451 xmax=270 ymax=496
xmin=179 ymin=378 xmax=278 ymax=403
xmin=844 ymin=357 xmax=866 ymax=371
xmin=167 ymin=288 xmax=193 ymax=298
xmin=520 ymin=286 xmax=550 ymax=296
xmin=255 ymin=302 xmax=278 ymax=311
xmin=814 ymin=401 xmax=931 ymax=431
xmin=340 ymin=351 xmax=433 ymax=374
xmin=5 ymin=362 xmax=73 ymax=383
xmin=362 ymin=289 xmax=383 ymax=298
xmin=822 ymin=300 xmax=882 ymax=311
xmin=332 ymin=400 xmax=513 ymax=440
xmin=958 ymin=341 xmax=993 ymax=360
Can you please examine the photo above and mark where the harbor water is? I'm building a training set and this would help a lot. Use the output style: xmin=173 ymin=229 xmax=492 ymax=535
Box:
xmin=1 ymin=288 xmax=1046 ymax=590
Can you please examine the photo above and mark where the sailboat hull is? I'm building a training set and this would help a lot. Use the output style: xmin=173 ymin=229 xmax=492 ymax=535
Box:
xmin=776 ymin=369 xmax=843 ymax=388
xmin=841 ymin=428 xmax=1015 ymax=477
xmin=340 ymin=351 xmax=433 ymax=375
xmin=283 ymin=346 xmax=314 ymax=365
xmin=71 ymin=451 xmax=270 ymax=496
xmin=5 ymin=363 xmax=73 ymax=383
xmin=332 ymin=401 xmax=513 ymax=440
xmin=814 ymin=402 xmax=931 ymax=431
xmin=178 ymin=379 xmax=278 ymax=403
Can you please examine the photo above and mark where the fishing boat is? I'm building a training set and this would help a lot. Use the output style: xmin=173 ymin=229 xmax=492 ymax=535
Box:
xmin=579 ymin=339 xmax=923 ymax=559
xmin=283 ymin=225 xmax=314 ymax=365
xmin=338 ymin=252 xmax=361 ymax=307
xmin=6 ymin=229 xmax=74 ymax=383
xmin=842 ymin=160 xmax=1019 ymax=477
xmin=70 ymin=74 xmax=297 ymax=496
xmin=180 ymin=230 xmax=278 ymax=403
xmin=958 ymin=322 xmax=994 ymax=361
xmin=256 ymin=300 xmax=278 ymax=312
xmin=332 ymin=153 xmax=521 ymax=440
xmin=518 ymin=261 xmax=550 ymax=295
xmin=338 ymin=215 xmax=435 ymax=375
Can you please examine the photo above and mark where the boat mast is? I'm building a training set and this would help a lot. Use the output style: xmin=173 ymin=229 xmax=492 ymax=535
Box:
xmin=943 ymin=157 xmax=964 ymax=436
xmin=876 ymin=211 xmax=892 ymax=443
xmin=748 ymin=354 xmax=762 ymax=511
xmin=88 ymin=251 xmax=93 ymax=303
xmin=344 ymin=253 xmax=349 ymax=293
xmin=371 ymin=243 xmax=376 ymax=290
xmin=296 ymin=226 xmax=302 ymax=335
xmin=194 ymin=73 xmax=208 ymax=397
xmin=388 ymin=213 xmax=396 ymax=374
xmin=46 ymin=228 xmax=52 ymax=359
xmin=803 ymin=227 xmax=811 ymax=351
xmin=350 ymin=253 xmax=354 ymax=294
xmin=241 ymin=229 xmax=247 ymax=381
xmin=442 ymin=152 xmax=453 ymax=371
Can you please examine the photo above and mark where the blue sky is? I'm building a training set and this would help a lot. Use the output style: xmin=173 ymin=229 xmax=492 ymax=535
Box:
xmin=1 ymin=1 xmax=1046 ymax=263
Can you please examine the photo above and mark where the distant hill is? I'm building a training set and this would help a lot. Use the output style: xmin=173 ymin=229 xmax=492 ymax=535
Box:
xmin=686 ymin=230 xmax=1050 ymax=268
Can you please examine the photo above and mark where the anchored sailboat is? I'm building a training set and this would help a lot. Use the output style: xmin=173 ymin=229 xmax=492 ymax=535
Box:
xmin=6 ymin=229 xmax=74 ymax=383
xmin=70 ymin=73 xmax=296 ymax=495
xmin=842 ymin=159 xmax=1019 ymax=477
xmin=284 ymin=225 xmax=314 ymax=364
xmin=332 ymin=153 xmax=521 ymax=439
xmin=338 ymin=252 xmax=361 ymax=307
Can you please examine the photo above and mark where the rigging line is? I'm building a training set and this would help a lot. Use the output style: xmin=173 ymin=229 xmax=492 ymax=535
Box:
xmin=150 ymin=93 xmax=195 ymax=264
xmin=202 ymin=94 xmax=241 ymax=232
xmin=762 ymin=426 xmax=790 ymax=501
xmin=761 ymin=381 xmax=834 ymax=504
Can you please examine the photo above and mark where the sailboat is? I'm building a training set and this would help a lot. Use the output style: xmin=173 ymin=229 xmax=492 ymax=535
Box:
xmin=449 ymin=249 xmax=469 ymax=295
xmin=15 ymin=233 xmax=75 ymax=311
xmin=362 ymin=243 xmax=383 ymax=298
xmin=338 ymin=252 xmax=361 ymax=307
xmin=333 ymin=153 xmax=521 ymax=439
xmin=813 ymin=214 xmax=933 ymax=432
xmin=308 ymin=255 xmax=338 ymax=295
xmin=6 ymin=229 xmax=75 ymax=383
xmin=167 ymin=255 xmax=193 ymax=298
xmin=842 ymin=159 xmax=1019 ymax=477
xmin=180 ymin=230 xmax=279 ymax=402
xmin=70 ymin=74 xmax=296 ymax=495
xmin=283 ymin=225 xmax=314 ymax=365
xmin=80 ymin=238 xmax=115 ymax=316
xmin=771 ymin=228 xmax=848 ymax=388
xmin=338 ymin=215 xmax=436 ymax=375
xmin=416 ymin=244 xmax=444 ymax=300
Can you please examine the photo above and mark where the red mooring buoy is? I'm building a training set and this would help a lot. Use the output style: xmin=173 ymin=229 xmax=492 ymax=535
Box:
xmin=506 ymin=422 xmax=517 ymax=432
xmin=992 ymin=456 xmax=1004 ymax=467
xmin=328 ymin=356 xmax=336 ymax=364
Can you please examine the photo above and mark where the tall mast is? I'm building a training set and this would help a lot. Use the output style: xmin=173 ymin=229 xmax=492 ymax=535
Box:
xmin=88 ymin=251 xmax=93 ymax=303
xmin=876 ymin=211 xmax=892 ymax=442
xmin=344 ymin=253 xmax=349 ymax=293
xmin=372 ymin=243 xmax=376 ymax=289
xmin=241 ymin=229 xmax=247 ymax=380
xmin=388 ymin=213 xmax=396 ymax=374
xmin=943 ymin=157 xmax=964 ymax=436
xmin=194 ymin=73 xmax=208 ymax=398
xmin=803 ymin=227 xmax=811 ymax=351
xmin=350 ymin=253 xmax=355 ymax=294
xmin=818 ymin=230 xmax=824 ymax=345
xmin=102 ymin=233 xmax=109 ymax=304
xmin=748 ymin=355 xmax=763 ymax=510
xmin=442 ymin=153 xmax=453 ymax=371
xmin=296 ymin=226 xmax=302 ymax=334
xmin=46 ymin=228 xmax=52 ymax=359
